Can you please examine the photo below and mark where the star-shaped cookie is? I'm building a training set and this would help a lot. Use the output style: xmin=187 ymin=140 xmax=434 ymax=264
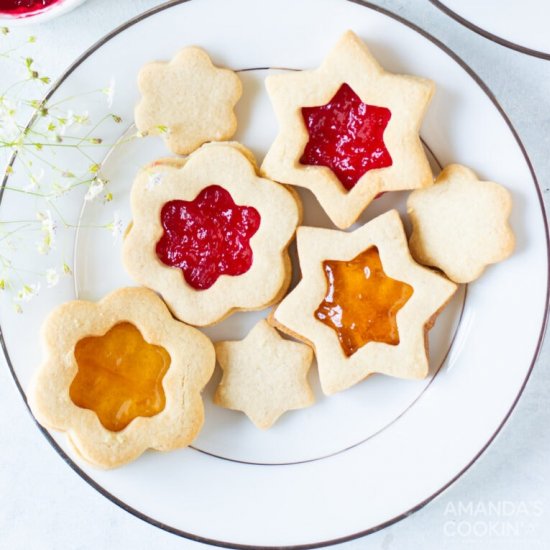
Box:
xmin=135 ymin=46 xmax=242 ymax=155
xmin=408 ymin=164 xmax=515 ymax=283
xmin=271 ymin=210 xmax=457 ymax=395
xmin=261 ymin=30 xmax=435 ymax=229
xmin=214 ymin=320 xmax=314 ymax=429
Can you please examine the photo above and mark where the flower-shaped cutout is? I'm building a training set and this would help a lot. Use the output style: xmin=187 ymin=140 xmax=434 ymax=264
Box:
xmin=69 ymin=322 xmax=171 ymax=432
xmin=408 ymin=164 xmax=515 ymax=283
xmin=30 ymin=287 xmax=215 ymax=468
xmin=156 ymin=185 xmax=261 ymax=290
xmin=135 ymin=47 xmax=242 ymax=155
xmin=214 ymin=320 xmax=314 ymax=429
xmin=261 ymin=30 xmax=435 ymax=229
xmin=271 ymin=210 xmax=457 ymax=395
xmin=123 ymin=142 xmax=301 ymax=326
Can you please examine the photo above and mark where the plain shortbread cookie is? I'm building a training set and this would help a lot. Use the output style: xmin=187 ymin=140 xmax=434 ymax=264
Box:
xmin=408 ymin=164 xmax=515 ymax=283
xmin=214 ymin=320 xmax=314 ymax=429
xmin=135 ymin=46 xmax=242 ymax=155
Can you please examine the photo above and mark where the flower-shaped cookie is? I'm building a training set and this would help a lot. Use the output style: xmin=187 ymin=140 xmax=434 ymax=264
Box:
xmin=271 ymin=210 xmax=457 ymax=395
xmin=408 ymin=164 xmax=515 ymax=283
xmin=29 ymin=287 xmax=215 ymax=468
xmin=135 ymin=46 xmax=242 ymax=155
xmin=261 ymin=30 xmax=435 ymax=229
xmin=214 ymin=320 xmax=314 ymax=429
xmin=123 ymin=142 xmax=301 ymax=326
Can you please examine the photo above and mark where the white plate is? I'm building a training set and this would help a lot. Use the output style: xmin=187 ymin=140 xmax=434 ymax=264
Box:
xmin=1 ymin=0 xmax=548 ymax=547
xmin=431 ymin=0 xmax=550 ymax=59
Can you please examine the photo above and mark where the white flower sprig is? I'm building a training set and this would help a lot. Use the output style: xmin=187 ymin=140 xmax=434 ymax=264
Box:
xmin=0 ymin=29 xmax=139 ymax=311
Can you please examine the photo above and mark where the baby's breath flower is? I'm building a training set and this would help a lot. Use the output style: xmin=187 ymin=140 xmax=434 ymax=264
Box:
xmin=85 ymin=177 xmax=106 ymax=201
xmin=0 ymin=98 xmax=20 ymax=142
xmin=36 ymin=210 xmax=56 ymax=254
xmin=25 ymin=167 xmax=44 ymax=191
xmin=103 ymin=78 xmax=116 ymax=108
xmin=107 ymin=211 xmax=123 ymax=242
xmin=14 ymin=282 xmax=40 ymax=303
xmin=51 ymin=182 xmax=68 ymax=198
xmin=45 ymin=268 xmax=59 ymax=288
xmin=62 ymin=263 xmax=72 ymax=275
xmin=72 ymin=111 xmax=89 ymax=125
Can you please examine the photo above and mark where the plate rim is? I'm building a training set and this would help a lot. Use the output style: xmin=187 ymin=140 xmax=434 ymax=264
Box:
xmin=429 ymin=0 xmax=550 ymax=60
xmin=0 ymin=0 xmax=549 ymax=548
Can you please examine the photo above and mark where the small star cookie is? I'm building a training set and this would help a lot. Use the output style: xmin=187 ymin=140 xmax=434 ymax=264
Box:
xmin=123 ymin=142 xmax=301 ymax=327
xmin=214 ymin=320 xmax=314 ymax=429
xmin=29 ymin=287 xmax=215 ymax=468
xmin=271 ymin=210 xmax=457 ymax=395
xmin=135 ymin=46 xmax=242 ymax=155
xmin=408 ymin=164 xmax=515 ymax=283
xmin=261 ymin=30 xmax=435 ymax=229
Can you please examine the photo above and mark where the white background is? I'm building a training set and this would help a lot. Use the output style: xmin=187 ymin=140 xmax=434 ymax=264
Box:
xmin=1 ymin=1 xmax=549 ymax=549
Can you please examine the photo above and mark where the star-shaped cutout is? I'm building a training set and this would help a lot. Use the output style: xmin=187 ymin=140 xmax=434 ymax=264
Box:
xmin=315 ymin=247 xmax=413 ymax=357
xmin=272 ymin=210 xmax=457 ymax=395
xmin=408 ymin=164 xmax=515 ymax=283
xmin=156 ymin=185 xmax=261 ymax=290
xmin=214 ymin=320 xmax=314 ymax=429
xmin=300 ymin=83 xmax=393 ymax=191
xmin=261 ymin=30 xmax=435 ymax=229
xmin=135 ymin=47 xmax=242 ymax=155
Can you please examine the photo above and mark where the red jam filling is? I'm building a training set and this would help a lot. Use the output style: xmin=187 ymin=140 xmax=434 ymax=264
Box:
xmin=314 ymin=247 xmax=413 ymax=357
xmin=156 ymin=185 xmax=261 ymax=290
xmin=0 ymin=0 xmax=61 ymax=15
xmin=300 ymin=83 xmax=392 ymax=191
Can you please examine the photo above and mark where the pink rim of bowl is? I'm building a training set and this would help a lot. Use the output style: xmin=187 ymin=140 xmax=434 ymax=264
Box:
xmin=0 ymin=0 xmax=87 ymax=25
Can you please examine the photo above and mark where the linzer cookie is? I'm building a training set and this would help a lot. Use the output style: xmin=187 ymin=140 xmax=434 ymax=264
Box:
xmin=135 ymin=46 xmax=242 ymax=155
xmin=408 ymin=164 xmax=515 ymax=283
xmin=29 ymin=287 xmax=215 ymax=468
xmin=261 ymin=30 xmax=435 ymax=229
xmin=271 ymin=210 xmax=457 ymax=395
xmin=214 ymin=320 xmax=314 ymax=429
xmin=123 ymin=142 xmax=301 ymax=326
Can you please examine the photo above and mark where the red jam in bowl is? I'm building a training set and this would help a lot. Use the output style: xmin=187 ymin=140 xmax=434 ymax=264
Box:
xmin=300 ymin=83 xmax=392 ymax=191
xmin=156 ymin=185 xmax=261 ymax=290
xmin=0 ymin=0 xmax=62 ymax=16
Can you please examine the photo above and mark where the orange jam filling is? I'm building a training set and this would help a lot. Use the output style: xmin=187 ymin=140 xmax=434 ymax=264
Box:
xmin=314 ymin=247 xmax=413 ymax=357
xmin=69 ymin=322 xmax=171 ymax=432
